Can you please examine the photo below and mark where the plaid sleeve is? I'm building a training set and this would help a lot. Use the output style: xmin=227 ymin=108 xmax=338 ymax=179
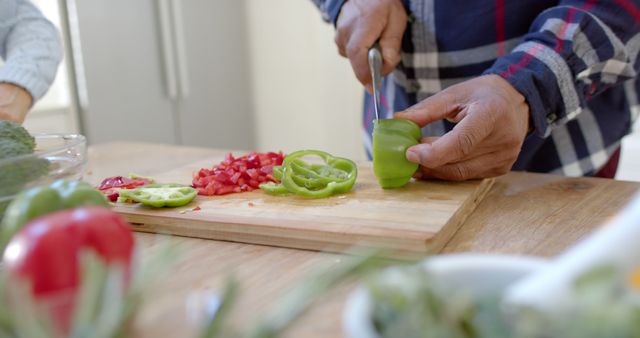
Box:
xmin=309 ymin=0 xmax=347 ymax=25
xmin=484 ymin=1 xmax=640 ymax=138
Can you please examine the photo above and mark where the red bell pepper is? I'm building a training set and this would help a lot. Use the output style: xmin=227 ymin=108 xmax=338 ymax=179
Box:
xmin=3 ymin=207 xmax=135 ymax=333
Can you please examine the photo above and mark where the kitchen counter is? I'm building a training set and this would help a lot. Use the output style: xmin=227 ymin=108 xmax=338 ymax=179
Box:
xmin=86 ymin=142 xmax=640 ymax=338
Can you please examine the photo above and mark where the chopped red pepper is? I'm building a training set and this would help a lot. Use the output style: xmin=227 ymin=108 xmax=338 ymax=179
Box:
xmin=192 ymin=151 xmax=284 ymax=196
xmin=105 ymin=191 xmax=120 ymax=202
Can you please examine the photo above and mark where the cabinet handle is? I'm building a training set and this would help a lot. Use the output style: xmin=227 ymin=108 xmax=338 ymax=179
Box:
xmin=158 ymin=0 xmax=178 ymax=100
xmin=170 ymin=0 xmax=190 ymax=99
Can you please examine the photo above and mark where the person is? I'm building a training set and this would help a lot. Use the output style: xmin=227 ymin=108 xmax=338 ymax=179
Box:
xmin=311 ymin=0 xmax=640 ymax=180
xmin=0 ymin=0 xmax=62 ymax=124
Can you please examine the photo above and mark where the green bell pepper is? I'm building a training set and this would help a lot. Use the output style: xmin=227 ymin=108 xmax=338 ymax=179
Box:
xmin=0 ymin=179 xmax=109 ymax=251
xmin=49 ymin=179 xmax=112 ymax=208
xmin=373 ymin=119 xmax=421 ymax=189
xmin=119 ymin=183 xmax=197 ymax=208
xmin=259 ymin=181 xmax=290 ymax=195
xmin=259 ymin=166 xmax=290 ymax=194
xmin=260 ymin=150 xmax=358 ymax=199
xmin=272 ymin=165 xmax=284 ymax=180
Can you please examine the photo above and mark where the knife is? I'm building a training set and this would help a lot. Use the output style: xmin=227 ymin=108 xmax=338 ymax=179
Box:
xmin=368 ymin=43 xmax=383 ymax=121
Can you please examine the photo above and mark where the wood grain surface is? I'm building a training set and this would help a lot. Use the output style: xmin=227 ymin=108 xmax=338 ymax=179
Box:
xmin=84 ymin=142 xmax=640 ymax=338
xmin=113 ymin=156 xmax=494 ymax=257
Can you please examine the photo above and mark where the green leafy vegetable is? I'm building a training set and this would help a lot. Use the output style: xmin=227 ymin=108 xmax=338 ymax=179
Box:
xmin=365 ymin=262 xmax=640 ymax=338
xmin=0 ymin=120 xmax=36 ymax=152
xmin=0 ymin=121 xmax=50 ymax=220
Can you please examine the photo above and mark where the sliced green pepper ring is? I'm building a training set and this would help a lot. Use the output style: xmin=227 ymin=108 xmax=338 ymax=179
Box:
xmin=260 ymin=150 xmax=358 ymax=198
xmin=259 ymin=181 xmax=290 ymax=195
xmin=290 ymin=159 xmax=350 ymax=184
xmin=120 ymin=183 xmax=197 ymax=208
xmin=281 ymin=150 xmax=357 ymax=199
xmin=287 ymin=161 xmax=333 ymax=190
xmin=272 ymin=165 xmax=284 ymax=181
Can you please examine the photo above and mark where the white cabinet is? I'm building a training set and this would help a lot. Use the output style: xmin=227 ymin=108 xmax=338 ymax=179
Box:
xmin=245 ymin=0 xmax=365 ymax=160
xmin=72 ymin=0 xmax=255 ymax=149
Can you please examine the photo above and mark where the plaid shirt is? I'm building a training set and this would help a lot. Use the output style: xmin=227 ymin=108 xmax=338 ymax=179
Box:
xmin=313 ymin=0 xmax=640 ymax=176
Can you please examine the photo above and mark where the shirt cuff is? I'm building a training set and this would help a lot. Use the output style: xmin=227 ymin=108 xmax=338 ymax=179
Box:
xmin=0 ymin=66 xmax=50 ymax=101
xmin=482 ymin=47 xmax=561 ymax=139
xmin=323 ymin=0 xmax=347 ymax=26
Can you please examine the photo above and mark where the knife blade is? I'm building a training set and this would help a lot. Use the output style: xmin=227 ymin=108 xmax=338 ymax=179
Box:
xmin=368 ymin=43 xmax=383 ymax=121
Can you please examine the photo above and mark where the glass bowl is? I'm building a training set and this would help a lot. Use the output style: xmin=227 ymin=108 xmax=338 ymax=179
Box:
xmin=0 ymin=134 xmax=87 ymax=215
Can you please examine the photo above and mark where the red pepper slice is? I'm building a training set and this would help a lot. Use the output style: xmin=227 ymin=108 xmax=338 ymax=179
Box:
xmin=97 ymin=176 xmax=153 ymax=201
xmin=98 ymin=176 xmax=152 ymax=190
xmin=3 ymin=207 xmax=134 ymax=334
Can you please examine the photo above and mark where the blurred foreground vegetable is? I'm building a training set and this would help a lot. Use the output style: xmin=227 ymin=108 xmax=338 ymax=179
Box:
xmin=198 ymin=252 xmax=388 ymax=338
xmin=504 ymin=194 xmax=640 ymax=315
xmin=357 ymin=261 xmax=640 ymax=338
xmin=0 ymin=180 xmax=109 ymax=251
xmin=3 ymin=207 xmax=135 ymax=335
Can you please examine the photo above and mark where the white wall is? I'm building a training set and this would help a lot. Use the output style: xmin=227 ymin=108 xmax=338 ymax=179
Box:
xmin=245 ymin=0 xmax=366 ymax=161
xmin=27 ymin=0 xmax=366 ymax=156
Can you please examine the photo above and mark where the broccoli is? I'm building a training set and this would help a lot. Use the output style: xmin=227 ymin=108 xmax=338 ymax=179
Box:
xmin=0 ymin=120 xmax=36 ymax=151
xmin=0 ymin=122 xmax=50 ymax=220
xmin=0 ymin=201 xmax=8 ymax=219
xmin=0 ymin=139 xmax=32 ymax=159
xmin=0 ymin=157 xmax=51 ymax=193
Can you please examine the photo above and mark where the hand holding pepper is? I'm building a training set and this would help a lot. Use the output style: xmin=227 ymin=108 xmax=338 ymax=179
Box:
xmin=396 ymin=75 xmax=530 ymax=181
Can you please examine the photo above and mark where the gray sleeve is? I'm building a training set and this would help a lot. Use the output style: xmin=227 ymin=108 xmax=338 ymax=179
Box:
xmin=0 ymin=0 xmax=63 ymax=101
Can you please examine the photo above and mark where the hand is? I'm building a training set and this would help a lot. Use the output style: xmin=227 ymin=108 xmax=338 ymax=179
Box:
xmin=396 ymin=75 xmax=530 ymax=181
xmin=0 ymin=83 xmax=33 ymax=124
xmin=334 ymin=0 xmax=407 ymax=92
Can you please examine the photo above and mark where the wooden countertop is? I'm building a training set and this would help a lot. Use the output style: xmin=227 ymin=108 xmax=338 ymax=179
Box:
xmin=85 ymin=142 xmax=640 ymax=338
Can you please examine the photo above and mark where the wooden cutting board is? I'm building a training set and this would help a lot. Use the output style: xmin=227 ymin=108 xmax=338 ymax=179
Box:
xmin=114 ymin=157 xmax=494 ymax=258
